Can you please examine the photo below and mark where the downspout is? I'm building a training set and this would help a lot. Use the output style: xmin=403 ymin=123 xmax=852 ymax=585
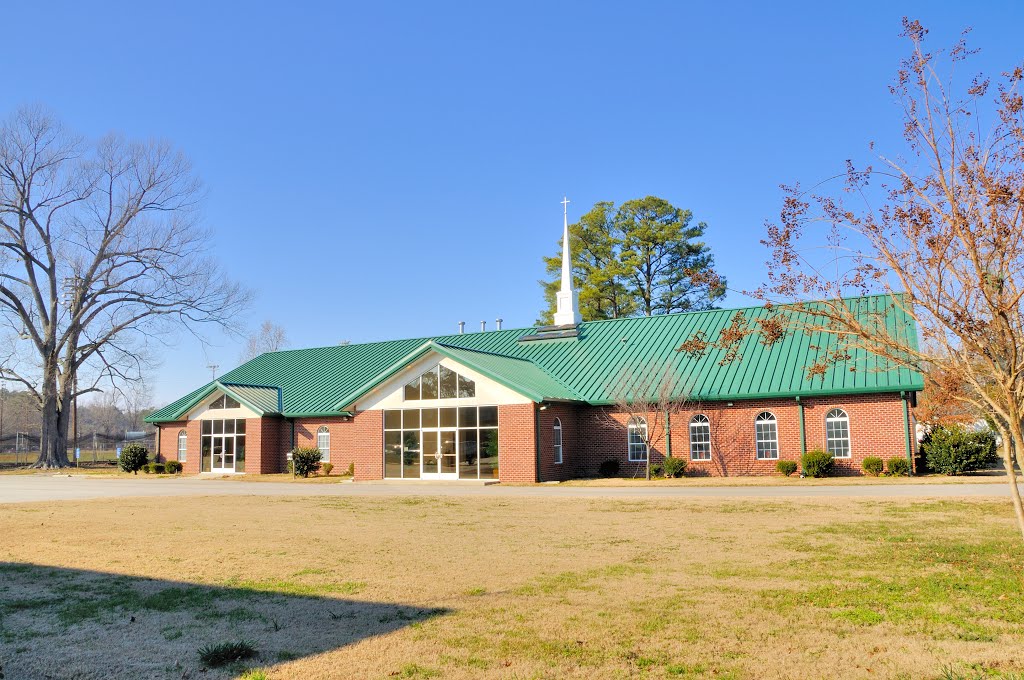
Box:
xmin=290 ymin=419 xmax=296 ymax=475
xmin=902 ymin=391 xmax=913 ymax=476
xmin=534 ymin=403 xmax=542 ymax=483
xmin=664 ymin=409 xmax=672 ymax=458
xmin=796 ymin=396 xmax=806 ymax=473
xmin=156 ymin=426 xmax=161 ymax=463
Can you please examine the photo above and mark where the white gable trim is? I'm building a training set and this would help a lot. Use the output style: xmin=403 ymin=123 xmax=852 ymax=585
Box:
xmin=187 ymin=390 xmax=260 ymax=421
xmin=354 ymin=351 xmax=532 ymax=412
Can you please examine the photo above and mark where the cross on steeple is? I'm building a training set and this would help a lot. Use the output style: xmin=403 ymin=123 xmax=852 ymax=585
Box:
xmin=553 ymin=195 xmax=582 ymax=326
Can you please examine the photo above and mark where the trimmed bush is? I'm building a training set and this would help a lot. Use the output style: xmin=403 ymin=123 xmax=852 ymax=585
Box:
xmin=598 ymin=459 xmax=620 ymax=477
xmin=776 ymin=460 xmax=798 ymax=477
xmin=862 ymin=456 xmax=884 ymax=477
xmin=291 ymin=447 xmax=323 ymax=478
xmin=165 ymin=460 xmax=183 ymax=474
xmin=150 ymin=462 xmax=165 ymax=474
xmin=345 ymin=462 xmax=355 ymax=477
xmin=886 ymin=457 xmax=910 ymax=477
xmin=801 ymin=449 xmax=834 ymax=478
xmin=662 ymin=456 xmax=687 ymax=478
xmin=321 ymin=463 xmax=334 ymax=476
xmin=921 ymin=425 xmax=998 ymax=475
xmin=119 ymin=443 xmax=149 ymax=475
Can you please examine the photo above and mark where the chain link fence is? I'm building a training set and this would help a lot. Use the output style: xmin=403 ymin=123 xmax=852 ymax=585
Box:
xmin=0 ymin=431 xmax=155 ymax=467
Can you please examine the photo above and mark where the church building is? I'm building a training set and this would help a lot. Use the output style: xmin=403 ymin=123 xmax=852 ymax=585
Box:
xmin=146 ymin=204 xmax=923 ymax=480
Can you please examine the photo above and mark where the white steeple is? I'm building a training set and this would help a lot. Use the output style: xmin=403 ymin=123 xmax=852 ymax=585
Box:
xmin=553 ymin=196 xmax=582 ymax=326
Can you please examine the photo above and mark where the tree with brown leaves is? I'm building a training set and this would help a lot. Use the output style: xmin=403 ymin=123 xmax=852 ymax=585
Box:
xmin=707 ymin=20 xmax=1024 ymax=538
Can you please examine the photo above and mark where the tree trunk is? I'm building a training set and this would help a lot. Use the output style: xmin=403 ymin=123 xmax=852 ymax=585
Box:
xmin=32 ymin=361 xmax=71 ymax=469
xmin=1004 ymin=429 xmax=1024 ymax=542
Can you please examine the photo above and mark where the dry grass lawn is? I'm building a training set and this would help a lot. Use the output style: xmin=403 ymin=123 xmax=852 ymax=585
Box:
xmin=1 ymin=493 xmax=1023 ymax=679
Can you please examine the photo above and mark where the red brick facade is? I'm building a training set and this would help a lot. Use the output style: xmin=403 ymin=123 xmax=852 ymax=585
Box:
xmin=497 ymin=403 xmax=537 ymax=483
xmin=158 ymin=392 xmax=913 ymax=481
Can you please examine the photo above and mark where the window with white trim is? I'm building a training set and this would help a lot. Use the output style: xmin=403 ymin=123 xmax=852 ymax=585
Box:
xmin=755 ymin=412 xmax=779 ymax=460
xmin=317 ymin=426 xmax=330 ymax=463
xmin=689 ymin=415 xmax=711 ymax=461
xmin=825 ymin=408 xmax=851 ymax=458
xmin=627 ymin=417 xmax=648 ymax=461
xmin=177 ymin=430 xmax=187 ymax=462
xmin=553 ymin=418 xmax=563 ymax=464
xmin=404 ymin=364 xmax=476 ymax=400
xmin=208 ymin=394 xmax=240 ymax=409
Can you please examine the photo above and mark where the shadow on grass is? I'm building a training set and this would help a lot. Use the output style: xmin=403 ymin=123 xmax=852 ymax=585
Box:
xmin=0 ymin=561 xmax=449 ymax=678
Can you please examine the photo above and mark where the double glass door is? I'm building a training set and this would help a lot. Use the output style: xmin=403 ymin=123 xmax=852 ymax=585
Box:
xmin=421 ymin=429 xmax=457 ymax=479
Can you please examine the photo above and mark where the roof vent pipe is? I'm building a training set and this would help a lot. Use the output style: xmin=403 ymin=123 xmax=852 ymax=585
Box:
xmin=496 ymin=318 xmax=503 ymax=330
xmin=458 ymin=321 xmax=465 ymax=334
xmin=480 ymin=320 xmax=486 ymax=332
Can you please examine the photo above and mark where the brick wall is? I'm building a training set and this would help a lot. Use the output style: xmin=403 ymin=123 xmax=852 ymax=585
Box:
xmin=536 ymin=403 xmax=580 ymax=482
xmin=156 ymin=421 xmax=187 ymax=464
xmin=249 ymin=417 xmax=288 ymax=474
xmin=497 ymin=403 xmax=537 ymax=483
xmin=156 ymin=391 xmax=911 ymax=480
xmin=348 ymin=410 xmax=384 ymax=481
xmin=574 ymin=392 xmax=911 ymax=477
xmin=293 ymin=416 xmax=358 ymax=474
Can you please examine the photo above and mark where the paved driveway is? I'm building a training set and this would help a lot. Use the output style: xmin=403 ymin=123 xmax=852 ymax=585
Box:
xmin=0 ymin=474 xmax=1019 ymax=504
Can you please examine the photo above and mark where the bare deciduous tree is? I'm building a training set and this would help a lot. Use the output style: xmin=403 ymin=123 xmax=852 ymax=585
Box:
xmin=686 ymin=21 xmax=1024 ymax=538
xmin=602 ymin=365 xmax=689 ymax=480
xmin=0 ymin=107 xmax=251 ymax=468
xmin=240 ymin=320 xmax=289 ymax=362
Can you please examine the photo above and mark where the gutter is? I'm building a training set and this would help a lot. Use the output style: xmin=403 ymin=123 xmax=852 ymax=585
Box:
xmin=587 ymin=385 xmax=925 ymax=406
xmin=534 ymin=403 xmax=541 ymax=483
xmin=796 ymin=396 xmax=806 ymax=475
xmin=902 ymin=391 xmax=914 ymax=476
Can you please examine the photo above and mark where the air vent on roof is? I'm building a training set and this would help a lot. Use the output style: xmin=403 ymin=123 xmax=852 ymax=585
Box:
xmin=518 ymin=323 xmax=580 ymax=342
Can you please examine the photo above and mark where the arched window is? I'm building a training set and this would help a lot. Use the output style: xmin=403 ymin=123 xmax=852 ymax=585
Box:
xmin=755 ymin=412 xmax=779 ymax=460
xmin=689 ymin=415 xmax=711 ymax=461
xmin=825 ymin=408 xmax=851 ymax=458
xmin=553 ymin=418 xmax=563 ymax=464
xmin=177 ymin=430 xmax=187 ymax=462
xmin=627 ymin=417 xmax=648 ymax=461
xmin=317 ymin=426 xmax=330 ymax=462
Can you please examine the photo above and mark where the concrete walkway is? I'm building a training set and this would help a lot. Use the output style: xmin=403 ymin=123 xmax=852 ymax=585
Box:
xmin=0 ymin=474 xmax=1020 ymax=504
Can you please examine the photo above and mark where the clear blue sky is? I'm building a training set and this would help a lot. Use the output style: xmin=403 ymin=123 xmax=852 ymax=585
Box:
xmin=4 ymin=1 xmax=1021 ymax=406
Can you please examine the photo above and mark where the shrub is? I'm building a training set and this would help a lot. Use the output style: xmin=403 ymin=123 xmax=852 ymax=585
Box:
xmin=862 ymin=456 xmax=884 ymax=477
xmin=920 ymin=425 xmax=998 ymax=475
xmin=119 ymin=443 xmax=149 ymax=475
xmin=345 ymin=462 xmax=355 ymax=477
xmin=886 ymin=457 xmax=910 ymax=477
xmin=291 ymin=447 xmax=323 ymax=478
xmin=198 ymin=640 xmax=257 ymax=668
xmin=662 ymin=456 xmax=687 ymax=478
xmin=801 ymin=449 xmax=834 ymax=478
xmin=598 ymin=459 xmax=620 ymax=477
xmin=321 ymin=463 xmax=334 ymax=476
xmin=149 ymin=462 xmax=165 ymax=474
xmin=776 ymin=460 xmax=798 ymax=477
xmin=165 ymin=460 xmax=183 ymax=474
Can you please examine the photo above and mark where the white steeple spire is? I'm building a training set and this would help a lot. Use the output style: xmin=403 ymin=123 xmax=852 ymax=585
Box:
xmin=553 ymin=196 xmax=582 ymax=326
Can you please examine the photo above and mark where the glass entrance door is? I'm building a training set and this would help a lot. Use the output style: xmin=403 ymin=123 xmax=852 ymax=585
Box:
xmin=421 ymin=429 xmax=458 ymax=479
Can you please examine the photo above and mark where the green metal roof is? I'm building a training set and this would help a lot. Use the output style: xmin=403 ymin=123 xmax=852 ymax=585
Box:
xmin=146 ymin=294 xmax=924 ymax=423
